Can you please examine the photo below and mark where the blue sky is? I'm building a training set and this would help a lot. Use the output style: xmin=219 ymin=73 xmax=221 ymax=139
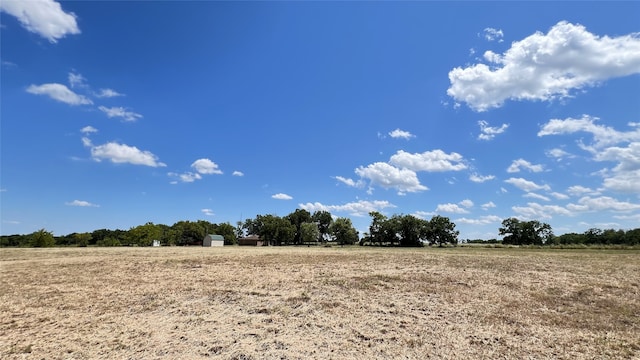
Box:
xmin=1 ymin=1 xmax=639 ymax=239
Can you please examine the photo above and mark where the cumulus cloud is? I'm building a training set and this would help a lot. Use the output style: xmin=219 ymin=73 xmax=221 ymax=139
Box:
xmin=469 ymin=173 xmax=495 ymax=183
xmin=435 ymin=203 xmax=470 ymax=214
xmin=388 ymin=129 xmax=415 ymax=140
xmin=390 ymin=149 xmax=467 ymax=172
xmin=272 ymin=193 xmax=293 ymax=200
xmin=567 ymin=185 xmax=596 ymax=196
xmin=507 ymin=159 xmax=544 ymax=173
xmin=26 ymin=83 xmax=92 ymax=105
xmin=98 ymin=106 xmax=143 ymax=122
xmin=481 ymin=201 xmax=496 ymax=210
xmin=448 ymin=21 xmax=640 ymax=111
xmin=512 ymin=202 xmax=573 ymax=219
xmin=567 ymin=196 xmax=640 ymax=212
xmin=192 ymin=158 xmax=222 ymax=175
xmin=65 ymin=200 xmax=99 ymax=207
xmin=478 ymin=120 xmax=509 ymax=140
xmin=505 ymin=177 xmax=551 ymax=192
xmin=0 ymin=0 xmax=80 ymax=43
xmin=540 ymin=115 xmax=640 ymax=193
xmin=232 ymin=171 xmax=244 ymax=177
xmin=299 ymin=200 xmax=395 ymax=217
xmin=355 ymin=162 xmax=427 ymax=195
xmin=88 ymin=141 xmax=166 ymax=167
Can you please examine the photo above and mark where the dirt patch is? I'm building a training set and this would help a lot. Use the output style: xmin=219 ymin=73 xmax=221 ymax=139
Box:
xmin=1 ymin=247 xmax=638 ymax=359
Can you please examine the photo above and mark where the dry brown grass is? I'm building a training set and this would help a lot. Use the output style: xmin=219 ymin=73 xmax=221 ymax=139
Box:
xmin=1 ymin=246 xmax=638 ymax=359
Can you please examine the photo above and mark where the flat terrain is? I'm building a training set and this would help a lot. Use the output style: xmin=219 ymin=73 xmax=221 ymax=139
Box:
xmin=1 ymin=246 xmax=638 ymax=359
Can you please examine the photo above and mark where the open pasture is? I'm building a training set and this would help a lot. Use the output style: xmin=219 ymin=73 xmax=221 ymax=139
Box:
xmin=1 ymin=246 xmax=638 ymax=359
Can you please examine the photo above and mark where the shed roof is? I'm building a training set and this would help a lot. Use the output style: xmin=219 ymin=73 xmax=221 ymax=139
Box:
xmin=207 ymin=234 xmax=225 ymax=240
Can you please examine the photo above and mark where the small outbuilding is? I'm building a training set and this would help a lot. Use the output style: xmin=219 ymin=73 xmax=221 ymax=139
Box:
xmin=152 ymin=240 xmax=161 ymax=247
xmin=238 ymin=235 xmax=265 ymax=246
xmin=203 ymin=234 xmax=224 ymax=247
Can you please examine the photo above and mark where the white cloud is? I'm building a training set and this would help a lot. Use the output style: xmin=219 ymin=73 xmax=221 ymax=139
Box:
xmin=482 ymin=27 xmax=504 ymax=42
xmin=388 ymin=129 xmax=415 ymax=140
xmin=546 ymin=148 xmax=574 ymax=161
xmin=469 ymin=173 xmax=495 ymax=183
xmin=95 ymin=88 xmax=124 ymax=98
xmin=272 ymin=193 xmax=293 ymax=200
xmin=168 ymin=172 xmax=202 ymax=183
xmin=355 ymin=162 xmax=428 ymax=194
xmin=481 ymin=201 xmax=496 ymax=210
xmin=602 ymin=169 xmax=640 ymax=193
xmin=538 ymin=115 xmax=640 ymax=149
xmin=550 ymin=192 xmax=570 ymax=200
xmin=507 ymin=159 xmax=544 ymax=173
xmin=65 ymin=200 xmax=99 ymax=207
xmin=192 ymin=158 xmax=222 ymax=175
xmin=232 ymin=171 xmax=244 ymax=177
xmin=435 ymin=203 xmax=470 ymax=214
xmin=201 ymin=209 xmax=214 ymax=216
xmin=448 ymin=21 xmax=640 ymax=111
xmin=335 ymin=176 xmax=365 ymax=188
xmin=459 ymin=199 xmax=474 ymax=208
xmin=80 ymin=126 xmax=97 ymax=134
xmin=505 ymin=177 xmax=551 ymax=192
xmin=0 ymin=0 xmax=80 ymax=43
xmin=389 ymin=149 xmax=467 ymax=172
xmin=68 ymin=72 xmax=88 ymax=88
xmin=567 ymin=196 xmax=640 ymax=212
xmin=299 ymin=200 xmax=395 ymax=217
xmin=89 ymin=141 xmax=166 ymax=167
xmin=456 ymin=215 xmax=502 ymax=225
xmin=567 ymin=185 xmax=595 ymax=196
xmin=98 ymin=106 xmax=143 ymax=122
xmin=523 ymin=192 xmax=551 ymax=201
xmin=478 ymin=120 xmax=509 ymax=140
xmin=512 ymin=202 xmax=573 ymax=219
xmin=26 ymin=83 xmax=92 ymax=105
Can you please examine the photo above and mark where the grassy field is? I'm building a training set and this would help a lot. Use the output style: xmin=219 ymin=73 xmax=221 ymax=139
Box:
xmin=1 ymin=246 xmax=638 ymax=359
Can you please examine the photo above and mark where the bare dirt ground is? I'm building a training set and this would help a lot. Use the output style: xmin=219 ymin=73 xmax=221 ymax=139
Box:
xmin=1 ymin=246 xmax=638 ymax=359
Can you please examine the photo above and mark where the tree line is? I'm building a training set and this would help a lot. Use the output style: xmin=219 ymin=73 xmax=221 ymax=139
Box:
xmin=1 ymin=212 xmax=638 ymax=247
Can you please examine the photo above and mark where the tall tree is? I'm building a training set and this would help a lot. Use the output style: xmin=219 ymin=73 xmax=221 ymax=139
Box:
xmin=368 ymin=211 xmax=388 ymax=246
xmin=427 ymin=215 xmax=459 ymax=247
xmin=330 ymin=217 xmax=359 ymax=245
xmin=300 ymin=222 xmax=320 ymax=245
xmin=286 ymin=209 xmax=312 ymax=245
xmin=312 ymin=210 xmax=333 ymax=243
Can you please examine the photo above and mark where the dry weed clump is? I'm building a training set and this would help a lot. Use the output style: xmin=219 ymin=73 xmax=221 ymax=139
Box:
xmin=0 ymin=246 xmax=638 ymax=359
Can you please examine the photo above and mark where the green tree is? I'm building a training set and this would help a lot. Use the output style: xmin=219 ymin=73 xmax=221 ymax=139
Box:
xmin=286 ymin=209 xmax=312 ymax=245
xmin=312 ymin=210 xmax=333 ymax=243
xmin=257 ymin=215 xmax=295 ymax=246
xmin=300 ymin=222 xmax=320 ymax=245
xmin=368 ymin=211 xmax=388 ymax=246
xmin=127 ymin=222 xmax=163 ymax=246
xmin=427 ymin=215 xmax=459 ymax=247
xmin=499 ymin=218 xmax=552 ymax=245
xmin=396 ymin=214 xmax=428 ymax=247
xmin=30 ymin=229 xmax=55 ymax=247
xmin=74 ymin=232 xmax=92 ymax=247
xmin=330 ymin=217 xmax=359 ymax=245
xmin=172 ymin=220 xmax=206 ymax=245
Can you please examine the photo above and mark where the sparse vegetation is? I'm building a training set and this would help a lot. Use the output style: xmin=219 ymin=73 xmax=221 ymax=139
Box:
xmin=1 ymin=246 xmax=638 ymax=359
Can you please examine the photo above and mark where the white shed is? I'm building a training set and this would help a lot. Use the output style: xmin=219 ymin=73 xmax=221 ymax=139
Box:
xmin=203 ymin=234 xmax=224 ymax=247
